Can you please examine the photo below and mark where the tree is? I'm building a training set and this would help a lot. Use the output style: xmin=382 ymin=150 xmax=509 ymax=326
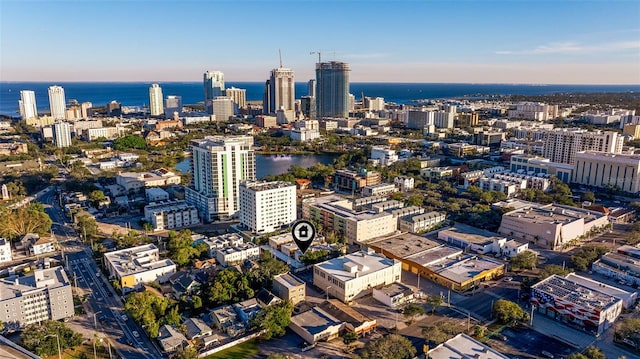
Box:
xmin=582 ymin=191 xmax=596 ymax=203
xmin=192 ymin=295 xmax=203 ymax=309
xmin=570 ymin=246 xmax=608 ymax=271
xmin=250 ymin=301 xmax=294 ymax=340
xmin=167 ymin=230 xmax=200 ymax=266
xmin=113 ymin=135 xmax=147 ymax=150
xmin=20 ymin=321 xmax=83 ymax=357
xmin=124 ymin=290 xmax=170 ymax=338
xmin=569 ymin=346 xmax=606 ymax=359
xmin=473 ymin=325 xmax=486 ymax=338
xmin=299 ymin=249 xmax=329 ymax=265
xmin=0 ymin=204 xmax=53 ymax=240
xmin=206 ymin=268 xmax=254 ymax=306
xmin=615 ymin=317 xmax=640 ymax=348
xmin=403 ymin=303 xmax=425 ymax=323
xmin=248 ymin=254 xmax=289 ymax=290
xmin=422 ymin=325 xmax=449 ymax=346
xmin=267 ymin=354 xmax=290 ymax=359
xmin=76 ymin=213 xmax=99 ymax=242
xmin=357 ymin=334 xmax=416 ymax=359
xmin=492 ymin=299 xmax=528 ymax=324
xmin=174 ymin=346 xmax=199 ymax=359
xmin=425 ymin=295 xmax=443 ymax=314
xmin=88 ymin=190 xmax=106 ymax=206
xmin=405 ymin=194 xmax=424 ymax=207
xmin=539 ymin=264 xmax=570 ymax=279
xmin=510 ymin=251 xmax=538 ymax=271
xmin=343 ymin=331 xmax=358 ymax=345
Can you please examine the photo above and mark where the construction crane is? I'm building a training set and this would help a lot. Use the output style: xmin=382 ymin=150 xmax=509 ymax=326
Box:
xmin=310 ymin=51 xmax=321 ymax=63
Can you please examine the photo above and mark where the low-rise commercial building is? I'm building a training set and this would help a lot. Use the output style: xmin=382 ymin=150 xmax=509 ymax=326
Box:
xmin=361 ymin=183 xmax=397 ymax=197
xmin=104 ymin=244 xmax=177 ymax=293
xmin=0 ymin=267 xmax=74 ymax=330
xmin=143 ymin=200 xmax=200 ymax=231
xmin=372 ymin=282 xmax=417 ymax=308
xmin=436 ymin=223 xmax=528 ymax=257
xmin=272 ymin=273 xmax=306 ymax=305
xmin=116 ymin=168 xmax=182 ymax=192
xmin=318 ymin=299 xmax=376 ymax=335
xmin=531 ymin=274 xmax=623 ymax=334
xmin=428 ymin=333 xmax=509 ymax=359
xmin=509 ymin=154 xmax=573 ymax=183
xmin=289 ymin=307 xmax=343 ymax=344
xmin=592 ymin=245 xmax=640 ymax=287
xmin=498 ymin=204 xmax=609 ymax=250
xmin=565 ymin=273 xmax=636 ymax=309
xmin=313 ymin=249 xmax=402 ymax=303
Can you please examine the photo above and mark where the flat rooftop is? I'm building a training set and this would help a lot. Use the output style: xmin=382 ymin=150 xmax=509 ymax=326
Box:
xmin=0 ymin=267 xmax=70 ymax=300
xmin=406 ymin=246 xmax=462 ymax=267
xmin=274 ymin=273 xmax=305 ymax=288
xmin=428 ymin=333 xmax=509 ymax=359
xmin=439 ymin=223 xmax=503 ymax=246
xmin=368 ymin=233 xmax=442 ymax=258
xmin=566 ymin=273 xmax=635 ymax=305
xmin=426 ymin=255 xmax=504 ymax=284
xmin=306 ymin=195 xmax=394 ymax=222
xmin=532 ymin=275 xmax=621 ymax=311
xmin=315 ymin=250 xmax=399 ymax=283
xmin=241 ymin=180 xmax=295 ymax=192
xmin=290 ymin=307 xmax=342 ymax=336
xmin=104 ymin=244 xmax=175 ymax=277
xmin=375 ymin=282 xmax=414 ymax=298
xmin=502 ymin=204 xmax=605 ymax=225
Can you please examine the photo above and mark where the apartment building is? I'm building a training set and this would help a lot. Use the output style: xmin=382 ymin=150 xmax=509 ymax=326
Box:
xmin=370 ymin=147 xmax=398 ymax=166
xmin=104 ymin=244 xmax=177 ymax=293
xmin=0 ymin=238 xmax=11 ymax=263
xmin=215 ymin=242 xmax=260 ymax=267
xmin=393 ymin=176 xmax=414 ymax=192
xmin=313 ymin=249 xmax=402 ymax=303
xmin=143 ymin=200 xmax=200 ymax=231
xmin=302 ymin=195 xmax=397 ymax=245
xmin=398 ymin=211 xmax=446 ymax=233
xmin=239 ymin=181 xmax=296 ymax=234
xmin=573 ymin=151 xmax=640 ymax=194
xmin=0 ymin=267 xmax=73 ymax=330
xmin=272 ymin=273 xmax=306 ymax=305
xmin=542 ymin=128 xmax=623 ymax=165
xmin=333 ymin=169 xmax=381 ymax=193
xmin=361 ymin=183 xmax=397 ymax=197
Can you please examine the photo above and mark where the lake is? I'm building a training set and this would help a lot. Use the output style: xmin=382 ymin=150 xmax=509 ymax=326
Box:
xmin=176 ymin=153 xmax=339 ymax=179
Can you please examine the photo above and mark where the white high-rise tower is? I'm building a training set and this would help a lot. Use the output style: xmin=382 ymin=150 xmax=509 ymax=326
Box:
xmin=48 ymin=86 xmax=66 ymax=120
xmin=184 ymin=136 xmax=255 ymax=222
xmin=52 ymin=121 xmax=72 ymax=148
xmin=204 ymin=71 xmax=225 ymax=101
xmin=149 ymin=84 xmax=164 ymax=117
xmin=19 ymin=90 xmax=38 ymax=120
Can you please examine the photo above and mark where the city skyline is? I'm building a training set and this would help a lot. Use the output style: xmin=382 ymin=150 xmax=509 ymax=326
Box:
xmin=1 ymin=1 xmax=639 ymax=84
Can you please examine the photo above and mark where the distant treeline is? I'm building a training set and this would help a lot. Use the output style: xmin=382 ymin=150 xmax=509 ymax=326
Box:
xmin=508 ymin=92 xmax=640 ymax=113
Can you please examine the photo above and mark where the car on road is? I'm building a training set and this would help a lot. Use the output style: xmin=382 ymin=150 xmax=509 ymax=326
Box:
xmin=121 ymin=314 xmax=128 ymax=321
xmin=132 ymin=331 xmax=140 ymax=338
xmin=504 ymin=277 xmax=513 ymax=282
xmin=541 ymin=350 xmax=554 ymax=358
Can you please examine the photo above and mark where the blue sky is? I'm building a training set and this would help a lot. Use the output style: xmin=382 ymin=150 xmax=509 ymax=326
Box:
xmin=1 ymin=0 xmax=639 ymax=83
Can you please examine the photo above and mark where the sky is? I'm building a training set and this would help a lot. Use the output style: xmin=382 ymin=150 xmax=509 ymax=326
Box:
xmin=1 ymin=0 xmax=639 ymax=84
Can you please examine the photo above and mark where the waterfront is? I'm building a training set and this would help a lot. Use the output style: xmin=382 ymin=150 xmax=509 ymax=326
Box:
xmin=176 ymin=153 xmax=339 ymax=179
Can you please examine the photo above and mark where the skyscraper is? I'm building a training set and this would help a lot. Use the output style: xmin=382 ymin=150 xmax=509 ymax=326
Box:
xmin=224 ymin=87 xmax=246 ymax=113
xmin=52 ymin=121 xmax=72 ymax=148
xmin=165 ymin=95 xmax=182 ymax=119
xmin=204 ymin=71 xmax=225 ymax=101
xmin=18 ymin=90 xmax=38 ymax=120
xmin=308 ymin=79 xmax=316 ymax=98
xmin=149 ymin=83 xmax=164 ymax=117
xmin=316 ymin=61 xmax=350 ymax=118
xmin=185 ymin=136 xmax=256 ymax=222
xmin=48 ymin=86 xmax=66 ymax=120
xmin=264 ymin=67 xmax=295 ymax=114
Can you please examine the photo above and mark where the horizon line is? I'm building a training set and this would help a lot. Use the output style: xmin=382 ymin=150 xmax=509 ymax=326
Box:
xmin=2 ymin=81 xmax=640 ymax=86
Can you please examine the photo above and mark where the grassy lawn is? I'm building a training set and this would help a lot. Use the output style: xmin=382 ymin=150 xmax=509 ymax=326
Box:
xmin=45 ymin=344 xmax=110 ymax=359
xmin=204 ymin=339 xmax=260 ymax=359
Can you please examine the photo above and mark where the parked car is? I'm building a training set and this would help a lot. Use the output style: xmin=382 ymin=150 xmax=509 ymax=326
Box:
xmin=132 ymin=331 xmax=139 ymax=338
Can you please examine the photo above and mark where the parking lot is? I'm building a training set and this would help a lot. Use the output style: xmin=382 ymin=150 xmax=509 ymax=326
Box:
xmin=488 ymin=326 xmax=577 ymax=358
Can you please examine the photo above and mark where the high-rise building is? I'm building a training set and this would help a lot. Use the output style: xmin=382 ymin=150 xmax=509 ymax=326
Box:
xmin=81 ymin=102 xmax=93 ymax=118
xmin=316 ymin=61 xmax=350 ymax=118
xmin=211 ymin=96 xmax=234 ymax=121
xmin=308 ymin=79 xmax=316 ymax=98
xmin=18 ymin=90 xmax=38 ymax=120
xmin=265 ymin=67 xmax=295 ymax=115
xmin=185 ymin=136 xmax=256 ymax=222
xmin=573 ymin=151 xmax=640 ymax=194
xmin=224 ymin=87 xmax=246 ymax=113
xmin=48 ymin=85 xmax=66 ymax=120
xmin=204 ymin=71 xmax=225 ymax=101
xmin=542 ymin=128 xmax=623 ymax=164
xmin=52 ymin=121 xmax=72 ymax=148
xmin=165 ymin=95 xmax=182 ymax=119
xmin=149 ymin=83 xmax=164 ymax=117
xmin=239 ymin=181 xmax=297 ymax=234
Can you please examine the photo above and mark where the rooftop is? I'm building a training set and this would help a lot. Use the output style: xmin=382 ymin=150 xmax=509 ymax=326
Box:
xmin=426 ymin=255 xmax=504 ymax=285
xmin=502 ymin=204 xmax=606 ymax=226
xmin=428 ymin=333 xmax=509 ymax=359
xmin=240 ymin=180 xmax=295 ymax=192
xmin=306 ymin=195 xmax=394 ymax=222
xmin=375 ymin=282 xmax=415 ymax=298
xmin=104 ymin=244 xmax=176 ymax=277
xmin=439 ymin=223 xmax=504 ymax=246
xmin=0 ymin=267 xmax=70 ymax=301
xmin=273 ymin=273 xmax=305 ymax=289
xmin=368 ymin=233 xmax=442 ymax=258
xmin=290 ymin=307 xmax=343 ymax=336
xmin=314 ymin=249 xmax=399 ymax=283
xmin=531 ymin=274 xmax=621 ymax=311
xmin=318 ymin=299 xmax=374 ymax=327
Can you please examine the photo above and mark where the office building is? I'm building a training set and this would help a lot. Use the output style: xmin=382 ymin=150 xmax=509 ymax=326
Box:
xmin=313 ymin=249 xmax=402 ymax=303
xmin=316 ymin=61 xmax=350 ymax=118
xmin=508 ymin=102 xmax=558 ymax=121
xmin=19 ymin=90 xmax=38 ymax=120
xmin=0 ymin=267 xmax=73 ymax=330
xmin=370 ymin=147 xmax=398 ymax=166
xmin=104 ymin=244 xmax=177 ymax=293
xmin=239 ymin=180 xmax=296 ymax=234
xmin=81 ymin=101 xmax=93 ymax=118
xmin=204 ymin=70 xmax=225 ymax=101
xmin=211 ymin=96 xmax=235 ymax=121
xmin=509 ymin=155 xmax=574 ymax=183
xmin=542 ymin=128 xmax=623 ymax=165
xmin=531 ymin=274 xmax=622 ymax=334
xmin=149 ymin=83 xmax=164 ymax=117
xmin=51 ymin=121 xmax=72 ymax=148
xmin=498 ymin=204 xmax=609 ymax=250
xmin=48 ymin=85 xmax=66 ymax=120
xmin=165 ymin=95 xmax=182 ymax=118
xmin=573 ymin=151 xmax=640 ymax=194
xmin=224 ymin=87 xmax=246 ymax=112
xmin=143 ymin=200 xmax=200 ymax=231
xmin=307 ymin=79 xmax=316 ymax=98
xmin=406 ymin=110 xmax=434 ymax=129
xmin=185 ymin=136 xmax=255 ymax=222
xmin=265 ymin=67 xmax=295 ymax=114
xmin=592 ymin=245 xmax=640 ymax=287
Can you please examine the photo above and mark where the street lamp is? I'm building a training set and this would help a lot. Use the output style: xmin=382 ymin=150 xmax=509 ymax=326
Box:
xmin=45 ymin=334 xmax=62 ymax=359
xmin=326 ymin=285 xmax=332 ymax=301
xmin=93 ymin=311 xmax=102 ymax=329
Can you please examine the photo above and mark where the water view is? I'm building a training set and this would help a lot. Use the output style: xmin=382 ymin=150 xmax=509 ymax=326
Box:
xmin=176 ymin=153 xmax=339 ymax=179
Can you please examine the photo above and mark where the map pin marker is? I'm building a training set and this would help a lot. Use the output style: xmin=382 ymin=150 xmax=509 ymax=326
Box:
xmin=291 ymin=220 xmax=316 ymax=254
